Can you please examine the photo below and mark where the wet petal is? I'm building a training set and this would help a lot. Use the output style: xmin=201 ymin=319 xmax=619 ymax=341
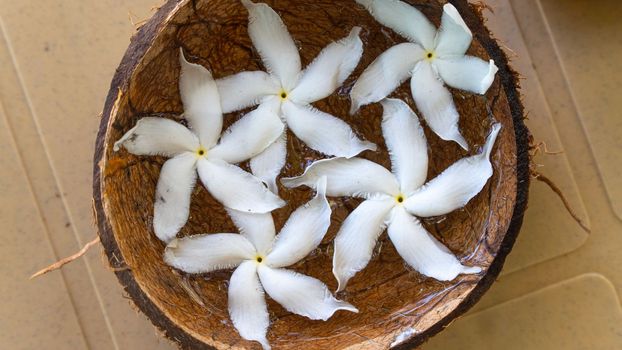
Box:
xmin=410 ymin=61 xmax=468 ymax=150
xmin=435 ymin=57 xmax=498 ymax=95
xmin=290 ymin=27 xmax=363 ymax=104
xmin=282 ymin=101 xmax=376 ymax=158
xmin=227 ymin=209 xmax=276 ymax=256
xmin=258 ymin=265 xmax=358 ymax=320
xmin=282 ymin=157 xmax=399 ymax=198
xmin=404 ymin=123 xmax=501 ymax=217
xmin=113 ymin=117 xmax=199 ymax=157
xmin=164 ymin=233 xmax=256 ymax=273
xmin=153 ymin=153 xmax=197 ymax=242
xmin=387 ymin=207 xmax=481 ymax=280
xmin=380 ymin=98 xmax=429 ymax=194
xmin=197 ymin=158 xmax=285 ymax=213
xmin=179 ymin=50 xmax=222 ymax=148
xmin=266 ymin=177 xmax=331 ymax=268
xmin=242 ymin=0 xmax=301 ymax=90
xmin=228 ymin=261 xmax=271 ymax=350
xmin=350 ymin=43 xmax=424 ymax=114
xmin=250 ymin=131 xmax=287 ymax=194
xmin=434 ymin=4 xmax=472 ymax=57
xmin=209 ymin=107 xmax=285 ymax=164
xmin=355 ymin=0 xmax=436 ymax=49
xmin=333 ymin=198 xmax=395 ymax=291
xmin=215 ymin=71 xmax=280 ymax=113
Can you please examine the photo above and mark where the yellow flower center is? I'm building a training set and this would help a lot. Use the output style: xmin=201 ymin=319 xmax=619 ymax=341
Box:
xmin=395 ymin=195 xmax=405 ymax=204
xmin=196 ymin=147 xmax=207 ymax=157
xmin=425 ymin=51 xmax=436 ymax=61
xmin=279 ymin=89 xmax=288 ymax=101
xmin=255 ymin=255 xmax=264 ymax=264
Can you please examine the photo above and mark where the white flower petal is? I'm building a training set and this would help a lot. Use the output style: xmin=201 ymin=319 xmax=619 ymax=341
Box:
xmin=282 ymin=157 xmax=399 ymax=198
xmin=266 ymin=177 xmax=331 ymax=268
xmin=350 ymin=43 xmax=424 ymax=114
xmin=434 ymin=3 xmax=473 ymax=57
xmin=381 ymin=98 xmax=429 ymax=194
xmin=242 ymin=0 xmax=301 ymax=90
xmin=164 ymin=233 xmax=256 ymax=273
xmin=113 ymin=117 xmax=199 ymax=156
xmin=250 ymin=131 xmax=287 ymax=194
xmin=215 ymin=71 xmax=280 ymax=113
xmin=228 ymin=261 xmax=271 ymax=350
xmin=259 ymin=95 xmax=283 ymax=114
xmin=387 ymin=207 xmax=481 ymax=280
xmin=227 ymin=209 xmax=276 ymax=256
xmin=209 ymin=107 xmax=285 ymax=164
xmin=179 ymin=50 xmax=222 ymax=148
xmin=435 ymin=57 xmax=498 ymax=95
xmin=410 ymin=61 xmax=468 ymax=150
xmin=333 ymin=198 xmax=395 ymax=291
xmin=197 ymin=158 xmax=285 ymax=213
xmin=153 ymin=153 xmax=198 ymax=242
xmin=282 ymin=101 xmax=376 ymax=158
xmin=257 ymin=265 xmax=358 ymax=320
xmin=355 ymin=0 xmax=436 ymax=49
xmin=404 ymin=123 xmax=501 ymax=217
xmin=290 ymin=27 xmax=363 ymax=104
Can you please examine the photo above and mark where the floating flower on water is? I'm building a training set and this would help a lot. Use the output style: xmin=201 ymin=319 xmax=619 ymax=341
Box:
xmin=351 ymin=0 xmax=498 ymax=150
xmin=114 ymin=50 xmax=285 ymax=242
xmin=216 ymin=0 xmax=376 ymax=192
xmin=283 ymin=99 xmax=500 ymax=291
xmin=164 ymin=178 xmax=357 ymax=350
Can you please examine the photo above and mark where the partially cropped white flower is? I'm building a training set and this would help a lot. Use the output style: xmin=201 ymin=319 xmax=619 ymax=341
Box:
xmin=216 ymin=0 xmax=376 ymax=192
xmin=283 ymin=99 xmax=500 ymax=291
xmin=351 ymin=0 xmax=498 ymax=150
xmin=114 ymin=50 xmax=285 ymax=243
xmin=164 ymin=178 xmax=357 ymax=350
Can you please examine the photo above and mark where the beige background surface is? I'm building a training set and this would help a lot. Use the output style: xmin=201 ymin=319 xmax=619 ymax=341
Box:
xmin=0 ymin=0 xmax=620 ymax=349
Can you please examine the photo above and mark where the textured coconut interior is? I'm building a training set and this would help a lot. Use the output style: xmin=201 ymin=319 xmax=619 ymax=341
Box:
xmin=100 ymin=0 xmax=517 ymax=348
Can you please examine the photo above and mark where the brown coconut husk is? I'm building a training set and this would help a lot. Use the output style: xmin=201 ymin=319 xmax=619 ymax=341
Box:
xmin=92 ymin=0 xmax=530 ymax=349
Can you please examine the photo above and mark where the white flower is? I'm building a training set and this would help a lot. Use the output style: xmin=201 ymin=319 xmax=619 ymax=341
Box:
xmin=164 ymin=178 xmax=357 ymax=350
xmin=215 ymin=0 xmax=376 ymax=192
xmin=283 ymin=99 xmax=501 ymax=291
xmin=350 ymin=0 xmax=499 ymax=150
xmin=114 ymin=50 xmax=286 ymax=243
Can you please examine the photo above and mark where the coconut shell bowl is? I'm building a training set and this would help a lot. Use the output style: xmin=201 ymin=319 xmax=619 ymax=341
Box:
xmin=93 ymin=0 xmax=530 ymax=349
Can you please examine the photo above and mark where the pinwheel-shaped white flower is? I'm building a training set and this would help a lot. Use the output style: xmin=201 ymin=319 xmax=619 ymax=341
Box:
xmin=114 ymin=51 xmax=285 ymax=242
xmin=351 ymin=0 xmax=498 ymax=150
xmin=216 ymin=0 xmax=376 ymax=192
xmin=283 ymin=99 xmax=500 ymax=291
xmin=164 ymin=178 xmax=357 ymax=350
